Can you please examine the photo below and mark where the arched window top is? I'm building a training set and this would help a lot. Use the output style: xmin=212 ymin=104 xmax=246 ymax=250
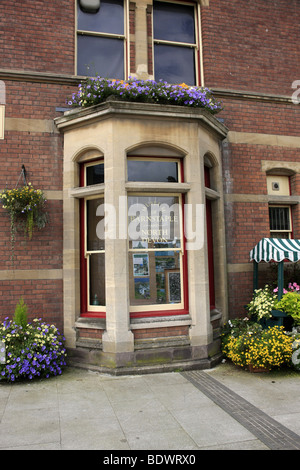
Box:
xmin=204 ymin=152 xmax=218 ymax=169
xmin=72 ymin=146 xmax=104 ymax=163
xmin=127 ymin=142 xmax=186 ymax=158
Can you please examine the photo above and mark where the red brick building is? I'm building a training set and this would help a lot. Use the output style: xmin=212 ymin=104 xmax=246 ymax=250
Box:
xmin=0 ymin=0 xmax=299 ymax=372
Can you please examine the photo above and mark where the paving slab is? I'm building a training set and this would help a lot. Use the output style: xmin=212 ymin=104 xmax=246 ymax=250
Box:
xmin=0 ymin=363 xmax=299 ymax=451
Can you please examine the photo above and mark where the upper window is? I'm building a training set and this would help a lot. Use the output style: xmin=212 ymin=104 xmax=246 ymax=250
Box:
xmin=269 ymin=206 xmax=292 ymax=239
xmin=153 ymin=1 xmax=198 ymax=85
xmin=127 ymin=157 xmax=181 ymax=183
xmin=267 ymin=174 xmax=293 ymax=239
xmin=77 ymin=0 xmax=125 ymax=78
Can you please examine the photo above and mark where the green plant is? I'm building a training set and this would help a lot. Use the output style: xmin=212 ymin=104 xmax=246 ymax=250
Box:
xmin=0 ymin=183 xmax=48 ymax=240
xmin=13 ymin=297 xmax=28 ymax=329
xmin=221 ymin=317 xmax=262 ymax=357
xmin=224 ymin=325 xmax=293 ymax=370
xmin=0 ymin=317 xmax=67 ymax=382
xmin=247 ymin=285 xmax=277 ymax=320
xmin=276 ymin=292 xmax=300 ymax=325
xmin=67 ymin=76 xmax=223 ymax=114
xmin=0 ymin=183 xmax=48 ymax=262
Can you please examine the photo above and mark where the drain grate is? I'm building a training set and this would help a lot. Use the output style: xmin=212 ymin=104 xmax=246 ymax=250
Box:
xmin=182 ymin=370 xmax=300 ymax=450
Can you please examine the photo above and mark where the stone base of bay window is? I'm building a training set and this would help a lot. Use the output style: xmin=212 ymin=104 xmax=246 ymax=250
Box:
xmin=68 ymin=318 xmax=222 ymax=375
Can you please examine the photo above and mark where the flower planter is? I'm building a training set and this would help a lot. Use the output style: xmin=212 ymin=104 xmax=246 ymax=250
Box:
xmin=248 ymin=364 xmax=270 ymax=373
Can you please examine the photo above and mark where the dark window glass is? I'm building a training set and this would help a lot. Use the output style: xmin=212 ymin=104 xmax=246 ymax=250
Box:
xmin=153 ymin=2 xmax=195 ymax=44
xmin=89 ymin=253 xmax=105 ymax=306
xmin=77 ymin=35 xmax=124 ymax=77
xmin=154 ymin=44 xmax=196 ymax=85
xmin=127 ymin=160 xmax=178 ymax=183
xmin=78 ymin=0 xmax=124 ymax=35
xmin=86 ymin=163 xmax=104 ymax=186
xmin=87 ymin=197 xmax=105 ymax=251
xmin=77 ymin=0 xmax=124 ymax=78
xmin=269 ymin=207 xmax=291 ymax=231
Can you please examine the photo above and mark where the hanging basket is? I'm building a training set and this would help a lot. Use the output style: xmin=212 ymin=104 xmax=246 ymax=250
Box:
xmin=0 ymin=183 xmax=48 ymax=262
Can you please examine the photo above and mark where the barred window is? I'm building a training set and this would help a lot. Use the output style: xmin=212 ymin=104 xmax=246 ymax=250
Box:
xmin=269 ymin=206 xmax=292 ymax=239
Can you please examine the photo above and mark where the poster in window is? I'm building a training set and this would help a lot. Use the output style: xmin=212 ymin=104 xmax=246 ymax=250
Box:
xmin=166 ymin=269 xmax=181 ymax=303
xmin=133 ymin=253 xmax=149 ymax=277
xmin=134 ymin=278 xmax=150 ymax=299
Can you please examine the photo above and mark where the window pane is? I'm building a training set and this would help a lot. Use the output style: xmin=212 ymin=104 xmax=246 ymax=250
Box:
xmin=87 ymin=197 xmax=105 ymax=251
xmin=89 ymin=253 xmax=105 ymax=306
xmin=153 ymin=1 xmax=195 ymax=44
xmin=129 ymin=251 xmax=181 ymax=306
xmin=86 ymin=163 xmax=104 ymax=185
xmin=154 ymin=44 xmax=195 ymax=85
xmin=78 ymin=0 xmax=124 ymax=35
xmin=127 ymin=160 xmax=178 ymax=182
xmin=128 ymin=195 xmax=181 ymax=248
xmin=269 ymin=207 xmax=290 ymax=231
xmin=77 ymin=35 xmax=124 ymax=78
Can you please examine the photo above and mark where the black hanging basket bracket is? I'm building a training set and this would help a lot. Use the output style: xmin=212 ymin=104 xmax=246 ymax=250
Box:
xmin=15 ymin=165 xmax=27 ymax=187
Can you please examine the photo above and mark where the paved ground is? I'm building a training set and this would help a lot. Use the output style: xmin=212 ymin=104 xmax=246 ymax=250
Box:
xmin=1 ymin=362 xmax=300 ymax=451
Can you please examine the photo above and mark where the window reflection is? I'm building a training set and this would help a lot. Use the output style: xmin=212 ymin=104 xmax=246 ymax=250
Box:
xmin=154 ymin=44 xmax=196 ymax=85
xmin=77 ymin=35 xmax=124 ymax=78
xmin=78 ymin=0 xmax=124 ymax=35
xmin=77 ymin=0 xmax=124 ymax=78
xmin=153 ymin=1 xmax=197 ymax=85
xmin=153 ymin=2 xmax=195 ymax=44
xmin=127 ymin=160 xmax=178 ymax=183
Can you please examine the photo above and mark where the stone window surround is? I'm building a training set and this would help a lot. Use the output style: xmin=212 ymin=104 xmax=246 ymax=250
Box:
xmin=55 ymin=99 xmax=228 ymax=366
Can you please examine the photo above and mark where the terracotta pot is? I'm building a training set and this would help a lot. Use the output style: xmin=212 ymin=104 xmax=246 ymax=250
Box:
xmin=248 ymin=364 xmax=270 ymax=373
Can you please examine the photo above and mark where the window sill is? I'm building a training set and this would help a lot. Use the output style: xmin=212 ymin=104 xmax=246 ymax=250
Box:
xmin=125 ymin=181 xmax=190 ymax=193
xmin=130 ymin=314 xmax=192 ymax=330
xmin=70 ymin=183 xmax=105 ymax=198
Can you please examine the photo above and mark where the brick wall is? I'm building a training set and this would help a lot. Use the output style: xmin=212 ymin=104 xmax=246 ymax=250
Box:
xmin=201 ymin=0 xmax=299 ymax=96
xmin=0 ymin=0 xmax=77 ymax=328
xmin=0 ymin=0 xmax=75 ymax=74
xmin=201 ymin=0 xmax=300 ymax=318
xmin=133 ymin=325 xmax=189 ymax=341
xmin=0 ymin=279 xmax=63 ymax=332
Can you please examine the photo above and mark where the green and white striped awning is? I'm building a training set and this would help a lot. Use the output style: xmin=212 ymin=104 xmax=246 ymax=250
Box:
xmin=250 ymin=238 xmax=300 ymax=263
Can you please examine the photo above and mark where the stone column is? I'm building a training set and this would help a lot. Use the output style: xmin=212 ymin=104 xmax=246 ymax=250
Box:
xmin=185 ymin=129 xmax=213 ymax=349
xmin=101 ymin=120 xmax=134 ymax=357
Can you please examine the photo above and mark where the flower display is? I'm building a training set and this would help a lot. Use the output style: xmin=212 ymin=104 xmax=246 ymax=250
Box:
xmin=0 ymin=317 xmax=67 ymax=382
xmin=67 ymin=76 xmax=223 ymax=114
xmin=247 ymin=285 xmax=277 ymax=320
xmin=222 ymin=325 xmax=293 ymax=370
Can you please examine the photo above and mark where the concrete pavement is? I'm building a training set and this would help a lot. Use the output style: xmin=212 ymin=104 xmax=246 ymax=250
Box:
xmin=1 ymin=362 xmax=300 ymax=451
